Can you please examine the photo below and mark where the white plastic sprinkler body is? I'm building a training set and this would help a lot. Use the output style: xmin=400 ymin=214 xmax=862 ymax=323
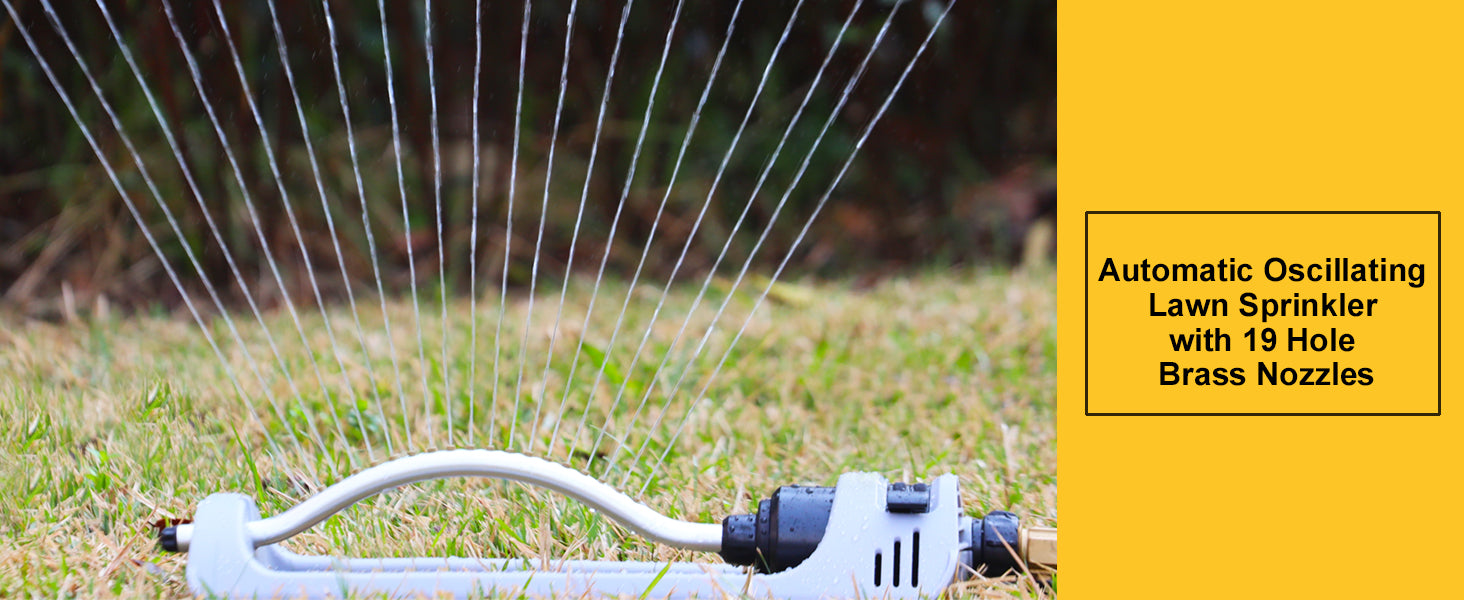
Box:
xmin=166 ymin=450 xmax=1045 ymax=599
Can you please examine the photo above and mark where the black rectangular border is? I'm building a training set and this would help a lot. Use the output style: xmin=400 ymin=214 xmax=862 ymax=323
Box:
xmin=1085 ymin=210 xmax=1442 ymax=416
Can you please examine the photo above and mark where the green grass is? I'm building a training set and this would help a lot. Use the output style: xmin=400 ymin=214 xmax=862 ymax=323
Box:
xmin=0 ymin=268 xmax=1056 ymax=598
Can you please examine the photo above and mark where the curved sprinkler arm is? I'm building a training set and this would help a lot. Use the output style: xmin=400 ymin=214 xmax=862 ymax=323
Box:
xmin=161 ymin=449 xmax=722 ymax=553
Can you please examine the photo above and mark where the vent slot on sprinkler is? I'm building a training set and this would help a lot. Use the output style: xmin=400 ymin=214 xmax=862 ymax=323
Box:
xmin=874 ymin=551 xmax=883 ymax=586
xmin=912 ymin=530 xmax=921 ymax=586
xmin=893 ymin=538 xmax=902 ymax=587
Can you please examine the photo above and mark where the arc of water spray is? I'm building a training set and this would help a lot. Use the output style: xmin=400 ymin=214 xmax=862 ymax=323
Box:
xmin=609 ymin=0 xmax=905 ymax=485
xmin=136 ymin=0 xmax=369 ymax=473
xmin=322 ymin=0 xmax=412 ymax=453
xmin=510 ymin=0 xmax=581 ymax=451
xmin=490 ymin=0 xmax=534 ymax=449
xmin=579 ymin=0 xmax=811 ymax=470
xmin=8 ymin=0 xmax=301 ymax=469
xmin=261 ymin=0 xmax=388 ymax=461
xmin=76 ymin=0 xmax=323 ymax=464
xmin=424 ymin=0 xmax=454 ymax=447
xmin=141 ymin=0 xmax=349 ymax=469
xmin=376 ymin=0 xmax=437 ymax=451
xmin=543 ymin=0 xmax=693 ymax=459
xmin=525 ymin=0 xmax=640 ymax=454
xmin=560 ymin=0 xmax=746 ymax=463
xmin=201 ymin=0 xmax=364 ymax=469
xmin=14 ymin=0 xmax=955 ymax=492
xmin=466 ymin=0 xmax=485 ymax=446
xmin=634 ymin=1 xmax=960 ymax=494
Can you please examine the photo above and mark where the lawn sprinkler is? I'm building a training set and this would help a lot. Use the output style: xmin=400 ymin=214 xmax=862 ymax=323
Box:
xmin=159 ymin=450 xmax=1054 ymax=599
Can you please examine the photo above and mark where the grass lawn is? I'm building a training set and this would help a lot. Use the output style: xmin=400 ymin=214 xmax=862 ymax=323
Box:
xmin=0 ymin=268 xmax=1056 ymax=598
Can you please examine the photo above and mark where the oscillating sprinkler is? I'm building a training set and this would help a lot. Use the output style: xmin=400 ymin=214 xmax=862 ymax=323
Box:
xmin=159 ymin=450 xmax=1055 ymax=599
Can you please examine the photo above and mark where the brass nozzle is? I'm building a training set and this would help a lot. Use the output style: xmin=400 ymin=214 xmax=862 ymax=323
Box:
xmin=1019 ymin=526 xmax=1057 ymax=571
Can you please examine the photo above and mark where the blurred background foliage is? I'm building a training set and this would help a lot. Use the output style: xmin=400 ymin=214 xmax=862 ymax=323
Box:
xmin=0 ymin=0 xmax=1054 ymax=318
